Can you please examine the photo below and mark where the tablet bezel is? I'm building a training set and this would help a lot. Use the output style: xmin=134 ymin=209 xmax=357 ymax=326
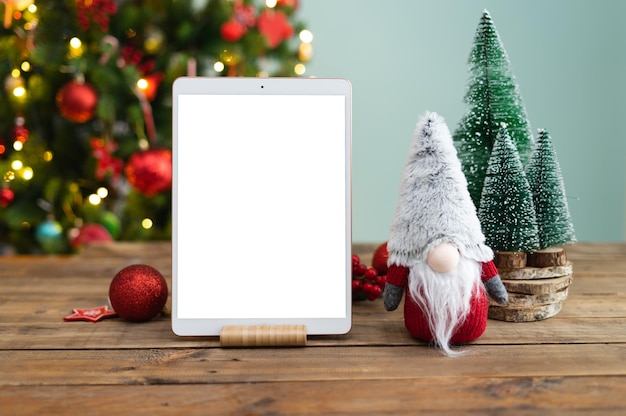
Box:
xmin=171 ymin=77 xmax=352 ymax=337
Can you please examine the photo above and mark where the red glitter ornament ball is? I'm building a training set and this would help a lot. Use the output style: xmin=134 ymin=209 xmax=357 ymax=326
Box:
xmin=108 ymin=264 xmax=168 ymax=322
xmin=56 ymin=80 xmax=98 ymax=123
xmin=125 ymin=148 xmax=172 ymax=196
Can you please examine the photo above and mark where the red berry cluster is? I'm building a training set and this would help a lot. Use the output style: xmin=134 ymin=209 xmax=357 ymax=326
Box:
xmin=352 ymin=254 xmax=387 ymax=301
xmin=76 ymin=0 xmax=118 ymax=32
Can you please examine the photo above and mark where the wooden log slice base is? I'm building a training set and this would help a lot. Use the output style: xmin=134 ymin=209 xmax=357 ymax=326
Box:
xmin=488 ymin=301 xmax=563 ymax=322
xmin=489 ymin=288 xmax=569 ymax=307
xmin=501 ymin=274 xmax=573 ymax=296
xmin=498 ymin=262 xmax=573 ymax=280
xmin=527 ymin=247 xmax=567 ymax=268
xmin=494 ymin=251 xmax=527 ymax=269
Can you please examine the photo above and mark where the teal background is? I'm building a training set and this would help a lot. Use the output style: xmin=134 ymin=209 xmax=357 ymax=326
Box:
xmin=298 ymin=0 xmax=626 ymax=243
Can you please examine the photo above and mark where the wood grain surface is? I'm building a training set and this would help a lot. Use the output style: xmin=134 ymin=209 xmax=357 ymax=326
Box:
xmin=1 ymin=242 xmax=625 ymax=415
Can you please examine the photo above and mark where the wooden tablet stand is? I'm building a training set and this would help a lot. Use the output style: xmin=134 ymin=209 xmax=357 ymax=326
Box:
xmin=220 ymin=325 xmax=307 ymax=347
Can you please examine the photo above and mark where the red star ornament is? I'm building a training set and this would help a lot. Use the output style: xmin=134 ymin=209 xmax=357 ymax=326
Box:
xmin=63 ymin=305 xmax=117 ymax=323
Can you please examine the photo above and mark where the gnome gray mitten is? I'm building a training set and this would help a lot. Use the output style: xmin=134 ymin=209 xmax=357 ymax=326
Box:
xmin=484 ymin=274 xmax=508 ymax=305
xmin=383 ymin=283 xmax=404 ymax=311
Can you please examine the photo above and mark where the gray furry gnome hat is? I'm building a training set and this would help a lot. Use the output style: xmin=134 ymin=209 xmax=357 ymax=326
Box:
xmin=387 ymin=111 xmax=493 ymax=266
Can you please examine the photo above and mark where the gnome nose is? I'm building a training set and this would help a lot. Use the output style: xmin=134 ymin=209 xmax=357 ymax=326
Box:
xmin=427 ymin=243 xmax=460 ymax=273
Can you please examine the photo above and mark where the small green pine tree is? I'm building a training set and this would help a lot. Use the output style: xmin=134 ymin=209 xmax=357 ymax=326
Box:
xmin=454 ymin=10 xmax=534 ymax=207
xmin=525 ymin=129 xmax=576 ymax=248
xmin=478 ymin=125 xmax=539 ymax=252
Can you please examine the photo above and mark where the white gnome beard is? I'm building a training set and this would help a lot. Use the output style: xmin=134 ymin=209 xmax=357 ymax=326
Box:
xmin=407 ymin=255 xmax=481 ymax=356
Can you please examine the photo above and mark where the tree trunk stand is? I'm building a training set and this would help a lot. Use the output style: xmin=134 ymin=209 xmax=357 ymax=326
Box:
xmin=489 ymin=247 xmax=573 ymax=322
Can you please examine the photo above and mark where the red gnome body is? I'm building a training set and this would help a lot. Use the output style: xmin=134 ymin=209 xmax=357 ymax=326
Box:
xmin=383 ymin=112 xmax=508 ymax=356
xmin=386 ymin=260 xmax=499 ymax=345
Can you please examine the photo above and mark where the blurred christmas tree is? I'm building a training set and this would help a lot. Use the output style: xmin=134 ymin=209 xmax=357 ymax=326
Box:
xmin=453 ymin=10 xmax=534 ymax=208
xmin=0 ymin=0 xmax=311 ymax=254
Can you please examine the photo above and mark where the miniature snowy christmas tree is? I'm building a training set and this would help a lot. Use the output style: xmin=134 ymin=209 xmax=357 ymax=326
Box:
xmin=453 ymin=10 xmax=535 ymax=207
xmin=478 ymin=125 xmax=539 ymax=253
xmin=486 ymin=128 xmax=575 ymax=322
xmin=526 ymin=129 xmax=576 ymax=250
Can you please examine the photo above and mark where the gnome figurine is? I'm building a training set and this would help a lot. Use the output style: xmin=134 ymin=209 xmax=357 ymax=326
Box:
xmin=383 ymin=112 xmax=508 ymax=356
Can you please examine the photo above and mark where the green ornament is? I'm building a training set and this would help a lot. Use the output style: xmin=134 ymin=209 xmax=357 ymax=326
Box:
xmin=99 ymin=211 xmax=121 ymax=239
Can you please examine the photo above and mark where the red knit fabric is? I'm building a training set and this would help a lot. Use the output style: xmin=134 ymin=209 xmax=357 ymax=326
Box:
xmin=386 ymin=264 xmax=409 ymax=286
xmin=481 ymin=260 xmax=499 ymax=282
xmin=403 ymin=283 xmax=488 ymax=344
xmin=389 ymin=261 xmax=497 ymax=344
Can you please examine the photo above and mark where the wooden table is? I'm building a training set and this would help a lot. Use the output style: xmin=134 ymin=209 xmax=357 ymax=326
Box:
xmin=1 ymin=242 xmax=625 ymax=415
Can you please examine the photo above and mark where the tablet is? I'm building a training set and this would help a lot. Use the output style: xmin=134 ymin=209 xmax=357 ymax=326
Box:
xmin=171 ymin=77 xmax=352 ymax=338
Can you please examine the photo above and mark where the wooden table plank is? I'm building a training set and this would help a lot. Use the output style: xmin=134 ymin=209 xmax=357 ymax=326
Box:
xmin=2 ymin=344 xmax=626 ymax=386
xmin=2 ymin=377 xmax=625 ymax=415
xmin=1 ymin=241 xmax=626 ymax=415
xmin=1 ymin=304 xmax=625 ymax=350
xmin=1 ymin=257 xmax=625 ymax=349
xmin=565 ymin=242 xmax=626 ymax=259
xmin=0 ymin=257 xmax=172 ymax=280
xmin=1 ymin=316 xmax=625 ymax=349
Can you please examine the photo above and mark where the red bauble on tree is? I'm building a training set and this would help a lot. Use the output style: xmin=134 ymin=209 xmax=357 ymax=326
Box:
xmin=220 ymin=2 xmax=255 ymax=42
xmin=220 ymin=20 xmax=247 ymax=42
xmin=56 ymin=80 xmax=98 ymax=123
xmin=108 ymin=264 xmax=168 ymax=322
xmin=0 ymin=187 xmax=14 ymax=208
xmin=125 ymin=148 xmax=172 ymax=196
xmin=70 ymin=223 xmax=113 ymax=250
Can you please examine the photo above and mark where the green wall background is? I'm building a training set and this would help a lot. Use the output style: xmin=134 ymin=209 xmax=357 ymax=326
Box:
xmin=299 ymin=0 xmax=626 ymax=243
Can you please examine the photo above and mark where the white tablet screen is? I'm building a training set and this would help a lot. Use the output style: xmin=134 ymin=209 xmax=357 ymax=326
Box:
xmin=172 ymin=78 xmax=351 ymax=335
